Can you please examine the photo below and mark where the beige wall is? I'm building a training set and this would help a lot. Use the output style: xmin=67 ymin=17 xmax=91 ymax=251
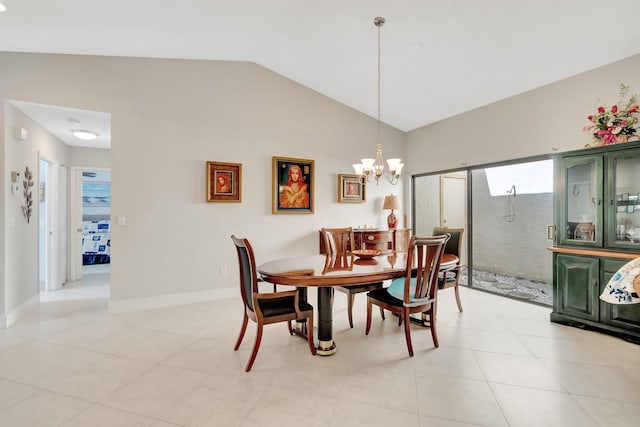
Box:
xmin=69 ymin=147 xmax=110 ymax=169
xmin=2 ymin=51 xmax=639 ymax=322
xmin=405 ymin=54 xmax=640 ymax=174
xmin=1 ymin=52 xmax=405 ymax=319
xmin=3 ymin=103 xmax=70 ymax=324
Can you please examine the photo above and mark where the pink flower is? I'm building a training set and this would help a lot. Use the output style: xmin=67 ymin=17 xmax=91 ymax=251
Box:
xmin=611 ymin=105 xmax=618 ymax=113
xmin=598 ymin=106 xmax=606 ymax=113
xmin=629 ymin=105 xmax=639 ymax=113
xmin=596 ymin=128 xmax=620 ymax=144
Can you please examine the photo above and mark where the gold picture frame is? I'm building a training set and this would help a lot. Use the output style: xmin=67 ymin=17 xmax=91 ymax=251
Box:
xmin=338 ymin=174 xmax=366 ymax=203
xmin=272 ymin=156 xmax=314 ymax=214
xmin=207 ymin=161 xmax=241 ymax=202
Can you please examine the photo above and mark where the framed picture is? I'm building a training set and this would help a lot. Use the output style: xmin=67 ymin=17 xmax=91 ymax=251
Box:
xmin=207 ymin=161 xmax=241 ymax=202
xmin=83 ymin=181 xmax=111 ymax=207
xmin=338 ymin=174 xmax=366 ymax=203
xmin=272 ymin=156 xmax=314 ymax=214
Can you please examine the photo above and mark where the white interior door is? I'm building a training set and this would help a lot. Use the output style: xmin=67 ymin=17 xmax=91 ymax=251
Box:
xmin=39 ymin=159 xmax=48 ymax=292
xmin=39 ymin=157 xmax=63 ymax=292
xmin=58 ymin=166 xmax=68 ymax=286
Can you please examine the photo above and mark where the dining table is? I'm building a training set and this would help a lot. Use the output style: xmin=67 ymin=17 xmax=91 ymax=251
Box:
xmin=258 ymin=251 xmax=459 ymax=356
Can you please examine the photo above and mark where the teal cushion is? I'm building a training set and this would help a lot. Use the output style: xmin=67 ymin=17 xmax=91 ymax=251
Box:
xmin=387 ymin=277 xmax=417 ymax=300
xmin=387 ymin=277 xmax=434 ymax=307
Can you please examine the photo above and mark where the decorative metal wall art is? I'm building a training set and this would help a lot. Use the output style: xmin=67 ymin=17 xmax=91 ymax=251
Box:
xmin=22 ymin=166 xmax=34 ymax=223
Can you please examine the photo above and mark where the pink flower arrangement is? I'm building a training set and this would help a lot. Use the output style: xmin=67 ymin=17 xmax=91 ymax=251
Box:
xmin=584 ymin=84 xmax=639 ymax=146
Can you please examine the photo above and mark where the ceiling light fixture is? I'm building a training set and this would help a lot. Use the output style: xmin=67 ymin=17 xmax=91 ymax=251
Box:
xmin=353 ymin=17 xmax=403 ymax=186
xmin=0 ymin=3 xmax=6 ymax=12
xmin=71 ymin=129 xmax=99 ymax=141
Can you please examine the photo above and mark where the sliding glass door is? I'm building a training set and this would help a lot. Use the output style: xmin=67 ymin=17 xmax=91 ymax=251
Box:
xmin=412 ymin=158 xmax=553 ymax=305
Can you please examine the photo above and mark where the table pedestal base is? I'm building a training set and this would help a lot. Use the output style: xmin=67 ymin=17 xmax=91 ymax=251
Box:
xmin=408 ymin=312 xmax=431 ymax=327
xmin=317 ymin=339 xmax=336 ymax=356
xmin=292 ymin=320 xmax=308 ymax=337
xmin=316 ymin=287 xmax=336 ymax=356
xmin=292 ymin=287 xmax=311 ymax=340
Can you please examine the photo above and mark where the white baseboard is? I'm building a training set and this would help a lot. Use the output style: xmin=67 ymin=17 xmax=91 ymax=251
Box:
xmin=5 ymin=294 xmax=40 ymax=328
xmin=108 ymin=287 xmax=237 ymax=313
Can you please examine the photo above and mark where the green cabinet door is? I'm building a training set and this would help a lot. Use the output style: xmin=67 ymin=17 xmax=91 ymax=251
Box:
xmin=556 ymin=155 xmax=603 ymax=247
xmin=600 ymin=258 xmax=640 ymax=333
xmin=555 ymin=254 xmax=599 ymax=321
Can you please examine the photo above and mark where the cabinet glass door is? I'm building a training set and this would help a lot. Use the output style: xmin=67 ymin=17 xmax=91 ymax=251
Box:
xmin=607 ymin=151 xmax=640 ymax=248
xmin=558 ymin=156 xmax=603 ymax=246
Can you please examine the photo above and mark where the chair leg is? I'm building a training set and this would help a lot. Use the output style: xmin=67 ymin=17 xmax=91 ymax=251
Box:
xmin=429 ymin=307 xmax=439 ymax=348
xmin=306 ymin=312 xmax=317 ymax=356
xmin=245 ymin=323 xmax=263 ymax=372
xmin=287 ymin=320 xmax=293 ymax=335
xmin=454 ymin=285 xmax=463 ymax=312
xmin=347 ymin=294 xmax=355 ymax=328
xmin=234 ymin=313 xmax=249 ymax=351
xmin=379 ymin=306 xmax=385 ymax=320
xmin=365 ymin=299 xmax=373 ymax=335
xmin=403 ymin=309 xmax=414 ymax=357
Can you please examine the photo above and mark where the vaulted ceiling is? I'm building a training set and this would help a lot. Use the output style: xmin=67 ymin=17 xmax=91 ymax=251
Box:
xmin=2 ymin=0 xmax=640 ymax=146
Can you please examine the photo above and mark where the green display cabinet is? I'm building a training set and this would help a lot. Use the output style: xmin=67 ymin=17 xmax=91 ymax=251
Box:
xmin=551 ymin=141 xmax=640 ymax=343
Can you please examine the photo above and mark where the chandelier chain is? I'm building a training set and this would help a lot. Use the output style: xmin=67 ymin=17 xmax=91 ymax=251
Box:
xmin=352 ymin=16 xmax=402 ymax=186
xmin=377 ymin=17 xmax=382 ymax=145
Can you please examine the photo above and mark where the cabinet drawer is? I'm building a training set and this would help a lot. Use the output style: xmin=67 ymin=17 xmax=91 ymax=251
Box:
xmin=362 ymin=231 xmax=393 ymax=243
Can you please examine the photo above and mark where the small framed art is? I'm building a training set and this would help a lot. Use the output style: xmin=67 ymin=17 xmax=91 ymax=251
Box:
xmin=207 ymin=161 xmax=241 ymax=202
xmin=338 ymin=174 xmax=366 ymax=203
xmin=272 ymin=156 xmax=314 ymax=214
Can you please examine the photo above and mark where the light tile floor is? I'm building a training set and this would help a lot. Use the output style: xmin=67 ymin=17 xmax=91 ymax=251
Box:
xmin=0 ymin=274 xmax=639 ymax=426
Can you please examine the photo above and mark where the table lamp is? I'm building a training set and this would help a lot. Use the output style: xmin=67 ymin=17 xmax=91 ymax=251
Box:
xmin=383 ymin=194 xmax=401 ymax=229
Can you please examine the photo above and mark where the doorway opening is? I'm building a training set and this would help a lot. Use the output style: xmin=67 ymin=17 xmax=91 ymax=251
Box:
xmin=79 ymin=169 xmax=111 ymax=276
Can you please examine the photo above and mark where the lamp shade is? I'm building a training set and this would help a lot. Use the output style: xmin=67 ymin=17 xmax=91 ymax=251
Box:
xmin=383 ymin=194 xmax=401 ymax=210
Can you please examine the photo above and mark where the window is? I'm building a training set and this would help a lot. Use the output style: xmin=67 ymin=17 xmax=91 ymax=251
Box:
xmin=484 ymin=159 xmax=553 ymax=196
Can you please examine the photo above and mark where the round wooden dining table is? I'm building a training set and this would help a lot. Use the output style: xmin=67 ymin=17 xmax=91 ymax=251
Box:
xmin=258 ymin=252 xmax=458 ymax=355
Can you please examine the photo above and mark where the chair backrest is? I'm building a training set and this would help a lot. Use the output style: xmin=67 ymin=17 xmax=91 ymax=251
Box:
xmin=400 ymin=234 xmax=449 ymax=305
xmin=321 ymin=227 xmax=354 ymax=255
xmin=433 ymin=227 xmax=464 ymax=256
xmin=231 ymin=235 xmax=259 ymax=312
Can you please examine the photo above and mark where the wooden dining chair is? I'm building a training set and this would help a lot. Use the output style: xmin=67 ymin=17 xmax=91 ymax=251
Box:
xmin=231 ymin=235 xmax=316 ymax=372
xmin=433 ymin=227 xmax=464 ymax=312
xmin=321 ymin=227 xmax=385 ymax=328
xmin=365 ymin=234 xmax=449 ymax=356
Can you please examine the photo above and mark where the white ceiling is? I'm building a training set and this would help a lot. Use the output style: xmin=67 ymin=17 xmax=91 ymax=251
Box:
xmin=9 ymin=100 xmax=111 ymax=149
xmin=2 ymin=0 xmax=640 ymax=148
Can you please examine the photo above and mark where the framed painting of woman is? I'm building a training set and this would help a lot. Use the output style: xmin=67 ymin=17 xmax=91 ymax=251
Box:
xmin=338 ymin=174 xmax=366 ymax=203
xmin=207 ymin=161 xmax=241 ymax=202
xmin=272 ymin=156 xmax=314 ymax=214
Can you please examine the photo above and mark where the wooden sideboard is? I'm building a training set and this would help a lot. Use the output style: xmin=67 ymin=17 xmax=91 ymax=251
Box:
xmin=319 ymin=228 xmax=411 ymax=254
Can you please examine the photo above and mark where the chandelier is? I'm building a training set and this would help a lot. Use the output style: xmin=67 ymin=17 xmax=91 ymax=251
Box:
xmin=352 ymin=16 xmax=404 ymax=185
